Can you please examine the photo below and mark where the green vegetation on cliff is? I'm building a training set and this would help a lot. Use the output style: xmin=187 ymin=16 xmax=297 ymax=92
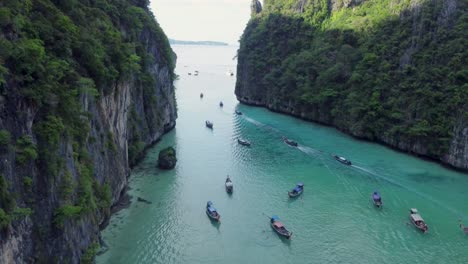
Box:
xmin=0 ymin=0 xmax=175 ymax=261
xmin=238 ymin=0 xmax=467 ymax=160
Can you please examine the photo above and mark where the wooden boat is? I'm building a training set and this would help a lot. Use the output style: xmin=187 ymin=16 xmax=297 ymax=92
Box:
xmin=225 ymin=176 xmax=233 ymax=193
xmin=288 ymin=183 xmax=304 ymax=198
xmin=206 ymin=201 xmax=221 ymax=221
xmin=333 ymin=155 xmax=352 ymax=165
xmin=409 ymin=208 xmax=428 ymax=233
xmin=237 ymin=138 xmax=251 ymax=146
xmin=282 ymin=137 xmax=298 ymax=147
xmin=459 ymin=220 xmax=468 ymax=234
xmin=270 ymin=215 xmax=292 ymax=239
xmin=205 ymin=121 xmax=213 ymax=129
xmin=219 ymin=101 xmax=224 ymax=107
xmin=235 ymin=110 xmax=242 ymax=115
xmin=371 ymin=191 xmax=382 ymax=208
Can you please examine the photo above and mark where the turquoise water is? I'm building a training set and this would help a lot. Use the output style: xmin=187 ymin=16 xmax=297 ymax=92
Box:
xmin=97 ymin=45 xmax=468 ymax=264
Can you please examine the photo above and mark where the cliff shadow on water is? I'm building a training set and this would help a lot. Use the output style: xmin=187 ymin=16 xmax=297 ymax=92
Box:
xmin=236 ymin=0 xmax=468 ymax=171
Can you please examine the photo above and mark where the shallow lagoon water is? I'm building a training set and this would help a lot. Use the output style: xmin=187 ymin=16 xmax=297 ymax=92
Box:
xmin=97 ymin=45 xmax=468 ymax=264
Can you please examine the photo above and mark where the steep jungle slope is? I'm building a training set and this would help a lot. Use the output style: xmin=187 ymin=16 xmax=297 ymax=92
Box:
xmin=237 ymin=0 xmax=468 ymax=170
xmin=0 ymin=0 xmax=176 ymax=262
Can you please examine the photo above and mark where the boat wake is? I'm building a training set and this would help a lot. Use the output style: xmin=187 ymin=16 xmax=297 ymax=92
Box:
xmin=352 ymin=166 xmax=460 ymax=215
xmin=236 ymin=114 xmax=462 ymax=215
xmin=297 ymin=146 xmax=321 ymax=157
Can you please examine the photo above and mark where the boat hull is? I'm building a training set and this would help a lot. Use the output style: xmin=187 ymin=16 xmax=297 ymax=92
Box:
xmin=206 ymin=211 xmax=220 ymax=221
xmin=238 ymin=140 xmax=251 ymax=146
xmin=288 ymin=190 xmax=303 ymax=198
xmin=271 ymin=223 xmax=292 ymax=239
xmin=284 ymin=140 xmax=298 ymax=147
xmin=334 ymin=156 xmax=352 ymax=165
xmin=410 ymin=219 xmax=428 ymax=233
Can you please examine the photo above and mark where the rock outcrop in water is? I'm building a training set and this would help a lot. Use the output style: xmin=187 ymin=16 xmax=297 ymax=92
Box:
xmin=158 ymin=147 xmax=177 ymax=170
xmin=0 ymin=0 xmax=176 ymax=263
xmin=237 ymin=0 xmax=468 ymax=170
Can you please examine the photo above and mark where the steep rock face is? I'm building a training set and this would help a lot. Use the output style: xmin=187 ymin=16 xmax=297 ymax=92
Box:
xmin=236 ymin=0 xmax=468 ymax=170
xmin=0 ymin=1 xmax=176 ymax=263
xmin=251 ymin=0 xmax=263 ymax=15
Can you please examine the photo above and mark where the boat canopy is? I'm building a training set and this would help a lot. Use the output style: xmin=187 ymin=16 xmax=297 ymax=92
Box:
xmin=207 ymin=201 xmax=213 ymax=206
xmin=297 ymin=183 xmax=304 ymax=187
xmin=410 ymin=214 xmax=424 ymax=222
xmin=273 ymin=222 xmax=284 ymax=228
xmin=271 ymin=215 xmax=280 ymax=221
xmin=339 ymin=157 xmax=347 ymax=161
xmin=208 ymin=206 xmax=217 ymax=213
xmin=293 ymin=187 xmax=302 ymax=192
xmin=226 ymin=182 xmax=233 ymax=187
xmin=410 ymin=208 xmax=418 ymax=214
xmin=372 ymin=193 xmax=381 ymax=200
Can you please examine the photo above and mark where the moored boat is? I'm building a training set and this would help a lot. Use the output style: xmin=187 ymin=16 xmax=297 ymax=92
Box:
xmin=459 ymin=220 xmax=468 ymax=234
xmin=333 ymin=155 xmax=352 ymax=165
xmin=235 ymin=110 xmax=242 ymax=115
xmin=206 ymin=201 xmax=221 ymax=221
xmin=288 ymin=183 xmax=304 ymax=198
xmin=205 ymin=121 xmax=213 ymax=129
xmin=409 ymin=208 xmax=428 ymax=233
xmin=237 ymin=138 xmax=251 ymax=146
xmin=372 ymin=191 xmax=382 ymax=208
xmin=225 ymin=176 xmax=233 ymax=193
xmin=282 ymin=137 xmax=298 ymax=147
xmin=270 ymin=215 xmax=292 ymax=239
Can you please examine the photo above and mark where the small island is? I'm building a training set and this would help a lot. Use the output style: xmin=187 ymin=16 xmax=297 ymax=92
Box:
xmin=158 ymin=147 xmax=177 ymax=170
xmin=169 ymin=39 xmax=228 ymax=46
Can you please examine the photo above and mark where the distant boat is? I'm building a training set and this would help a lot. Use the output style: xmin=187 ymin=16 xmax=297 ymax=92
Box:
xmin=235 ymin=110 xmax=242 ymax=115
xmin=459 ymin=220 xmax=468 ymax=234
xmin=225 ymin=176 xmax=233 ymax=193
xmin=205 ymin=121 xmax=213 ymax=129
xmin=226 ymin=70 xmax=234 ymax=76
xmin=200 ymin=93 xmax=204 ymax=98
xmin=409 ymin=208 xmax=428 ymax=233
xmin=219 ymin=101 xmax=224 ymax=107
xmin=282 ymin=137 xmax=298 ymax=147
xmin=333 ymin=155 xmax=352 ymax=165
xmin=206 ymin=201 xmax=221 ymax=221
xmin=188 ymin=72 xmax=192 ymax=75
xmin=288 ymin=183 xmax=304 ymax=198
xmin=270 ymin=215 xmax=292 ymax=239
xmin=371 ymin=191 xmax=382 ymax=208
xmin=237 ymin=138 xmax=251 ymax=146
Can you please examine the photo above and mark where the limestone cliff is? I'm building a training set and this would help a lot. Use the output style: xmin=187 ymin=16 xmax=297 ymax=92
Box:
xmin=0 ymin=0 xmax=176 ymax=263
xmin=237 ymin=0 xmax=467 ymax=170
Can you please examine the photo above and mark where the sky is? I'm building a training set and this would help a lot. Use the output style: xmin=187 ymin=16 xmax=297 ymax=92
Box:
xmin=149 ymin=0 xmax=258 ymax=45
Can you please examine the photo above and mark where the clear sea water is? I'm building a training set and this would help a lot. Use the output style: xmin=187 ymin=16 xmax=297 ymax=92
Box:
xmin=96 ymin=45 xmax=468 ymax=264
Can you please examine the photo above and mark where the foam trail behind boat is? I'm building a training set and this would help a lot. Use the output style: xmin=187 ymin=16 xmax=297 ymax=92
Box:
xmin=352 ymin=165 xmax=460 ymax=215
xmin=297 ymin=146 xmax=321 ymax=157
